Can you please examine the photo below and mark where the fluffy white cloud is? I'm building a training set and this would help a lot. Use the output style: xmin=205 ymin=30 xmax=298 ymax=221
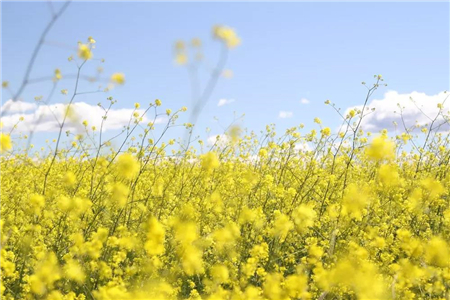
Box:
xmin=1 ymin=101 xmax=167 ymax=133
xmin=279 ymin=111 xmax=293 ymax=119
xmin=217 ymin=98 xmax=235 ymax=107
xmin=300 ymin=98 xmax=310 ymax=104
xmin=207 ymin=134 xmax=229 ymax=147
xmin=1 ymin=99 xmax=37 ymax=113
xmin=294 ymin=142 xmax=311 ymax=152
xmin=345 ymin=91 xmax=449 ymax=132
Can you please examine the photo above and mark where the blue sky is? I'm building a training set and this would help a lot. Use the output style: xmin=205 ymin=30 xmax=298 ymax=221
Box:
xmin=2 ymin=1 xmax=449 ymax=150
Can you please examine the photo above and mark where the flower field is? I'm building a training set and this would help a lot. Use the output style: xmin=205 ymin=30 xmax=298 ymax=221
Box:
xmin=1 ymin=98 xmax=450 ymax=299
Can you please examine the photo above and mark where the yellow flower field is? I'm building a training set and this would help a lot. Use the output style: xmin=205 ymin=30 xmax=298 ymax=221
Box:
xmin=1 ymin=98 xmax=450 ymax=299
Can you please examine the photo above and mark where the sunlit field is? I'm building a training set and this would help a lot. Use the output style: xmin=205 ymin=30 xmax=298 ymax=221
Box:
xmin=1 ymin=2 xmax=450 ymax=300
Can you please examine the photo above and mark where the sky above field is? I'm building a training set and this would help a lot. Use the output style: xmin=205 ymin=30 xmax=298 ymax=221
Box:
xmin=1 ymin=1 xmax=449 ymax=150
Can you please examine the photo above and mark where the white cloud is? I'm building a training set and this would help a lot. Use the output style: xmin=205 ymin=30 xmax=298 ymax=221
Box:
xmin=300 ymin=98 xmax=310 ymax=104
xmin=1 ymin=99 xmax=37 ymax=113
xmin=294 ymin=142 xmax=311 ymax=152
xmin=207 ymin=134 xmax=229 ymax=147
xmin=279 ymin=111 xmax=293 ymax=119
xmin=217 ymin=98 xmax=235 ymax=107
xmin=345 ymin=91 xmax=450 ymax=133
xmin=1 ymin=101 xmax=167 ymax=133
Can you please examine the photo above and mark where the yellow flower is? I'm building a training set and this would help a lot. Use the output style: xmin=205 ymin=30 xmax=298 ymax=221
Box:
xmin=213 ymin=222 xmax=240 ymax=252
xmin=0 ymin=133 xmax=12 ymax=152
xmin=181 ymin=245 xmax=204 ymax=275
xmin=175 ymin=53 xmax=188 ymax=65
xmin=213 ymin=25 xmax=241 ymax=48
xmin=321 ymin=127 xmax=331 ymax=136
xmin=174 ymin=40 xmax=185 ymax=51
xmin=270 ymin=211 xmax=293 ymax=242
xmin=110 ymin=182 xmax=129 ymax=208
xmin=210 ymin=264 xmax=229 ymax=283
xmin=111 ymin=73 xmax=125 ymax=85
xmin=292 ymin=204 xmax=316 ymax=233
xmin=425 ymin=237 xmax=450 ymax=267
xmin=420 ymin=177 xmax=444 ymax=199
xmin=63 ymin=171 xmax=77 ymax=187
xmin=201 ymin=152 xmax=219 ymax=172
xmin=378 ymin=164 xmax=400 ymax=187
xmin=349 ymin=109 xmax=356 ymax=118
xmin=54 ymin=68 xmax=62 ymax=81
xmin=259 ymin=148 xmax=268 ymax=158
xmin=29 ymin=252 xmax=61 ymax=295
xmin=285 ymin=273 xmax=308 ymax=298
xmin=77 ymin=43 xmax=92 ymax=60
xmin=341 ymin=183 xmax=369 ymax=220
xmin=29 ymin=194 xmax=45 ymax=214
xmin=145 ymin=217 xmax=165 ymax=256
xmin=365 ymin=135 xmax=395 ymax=161
xmin=64 ymin=259 xmax=85 ymax=283
xmin=116 ymin=153 xmax=139 ymax=179
xmin=263 ymin=273 xmax=283 ymax=300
